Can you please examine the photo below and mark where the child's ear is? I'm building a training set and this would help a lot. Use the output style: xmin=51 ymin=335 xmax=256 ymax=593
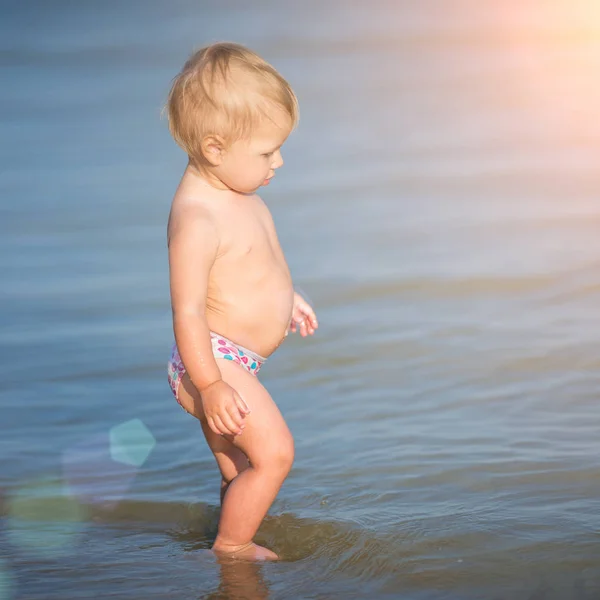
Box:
xmin=201 ymin=135 xmax=226 ymax=166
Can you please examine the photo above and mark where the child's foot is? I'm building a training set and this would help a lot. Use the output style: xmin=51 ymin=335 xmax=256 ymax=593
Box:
xmin=212 ymin=541 xmax=279 ymax=561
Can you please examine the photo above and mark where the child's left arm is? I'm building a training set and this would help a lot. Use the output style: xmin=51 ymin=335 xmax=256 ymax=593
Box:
xmin=289 ymin=291 xmax=318 ymax=337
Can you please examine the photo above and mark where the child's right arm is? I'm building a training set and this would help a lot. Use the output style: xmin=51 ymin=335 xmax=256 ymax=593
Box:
xmin=168 ymin=210 xmax=250 ymax=436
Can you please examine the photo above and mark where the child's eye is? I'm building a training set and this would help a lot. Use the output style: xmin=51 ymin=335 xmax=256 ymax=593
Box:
xmin=262 ymin=152 xmax=273 ymax=158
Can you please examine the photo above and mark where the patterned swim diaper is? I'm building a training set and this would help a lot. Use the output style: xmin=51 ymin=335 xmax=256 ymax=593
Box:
xmin=167 ymin=332 xmax=266 ymax=403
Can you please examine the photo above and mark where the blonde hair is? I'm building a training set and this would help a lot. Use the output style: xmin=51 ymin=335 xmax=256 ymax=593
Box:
xmin=165 ymin=42 xmax=299 ymax=165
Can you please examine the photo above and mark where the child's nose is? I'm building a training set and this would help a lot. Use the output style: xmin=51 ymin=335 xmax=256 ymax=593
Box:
xmin=272 ymin=150 xmax=284 ymax=169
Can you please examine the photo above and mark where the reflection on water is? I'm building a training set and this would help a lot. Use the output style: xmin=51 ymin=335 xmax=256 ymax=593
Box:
xmin=1 ymin=0 xmax=600 ymax=598
xmin=207 ymin=558 xmax=270 ymax=600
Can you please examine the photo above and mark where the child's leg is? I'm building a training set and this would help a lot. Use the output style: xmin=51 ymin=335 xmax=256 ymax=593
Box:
xmin=199 ymin=420 xmax=249 ymax=505
xmin=177 ymin=365 xmax=294 ymax=560
xmin=211 ymin=360 xmax=294 ymax=558
xmin=178 ymin=375 xmax=250 ymax=505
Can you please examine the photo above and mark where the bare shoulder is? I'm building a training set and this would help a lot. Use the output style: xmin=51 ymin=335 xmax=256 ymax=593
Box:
xmin=167 ymin=194 xmax=219 ymax=249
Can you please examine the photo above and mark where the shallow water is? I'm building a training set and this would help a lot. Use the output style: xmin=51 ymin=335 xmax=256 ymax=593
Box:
xmin=1 ymin=1 xmax=600 ymax=598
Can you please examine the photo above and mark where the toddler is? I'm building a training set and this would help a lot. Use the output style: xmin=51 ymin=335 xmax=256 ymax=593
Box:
xmin=165 ymin=42 xmax=318 ymax=561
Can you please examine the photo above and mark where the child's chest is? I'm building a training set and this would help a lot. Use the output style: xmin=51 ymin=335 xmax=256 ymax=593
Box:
xmin=218 ymin=202 xmax=279 ymax=260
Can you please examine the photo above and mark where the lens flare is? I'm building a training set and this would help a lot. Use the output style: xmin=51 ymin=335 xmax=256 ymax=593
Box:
xmin=109 ymin=418 xmax=156 ymax=468
xmin=62 ymin=431 xmax=139 ymax=511
xmin=0 ymin=559 xmax=15 ymax=600
xmin=6 ymin=476 xmax=87 ymax=558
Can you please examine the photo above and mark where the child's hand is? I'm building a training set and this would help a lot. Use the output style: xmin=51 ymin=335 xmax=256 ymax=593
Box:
xmin=200 ymin=380 xmax=250 ymax=436
xmin=289 ymin=291 xmax=318 ymax=337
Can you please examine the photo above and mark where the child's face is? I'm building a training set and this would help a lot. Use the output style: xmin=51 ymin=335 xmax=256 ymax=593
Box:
xmin=214 ymin=110 xmax=291 ymax=194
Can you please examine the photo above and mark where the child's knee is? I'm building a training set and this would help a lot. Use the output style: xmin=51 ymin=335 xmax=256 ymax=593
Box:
xmin=274 ymin=435 xmax=295 ymax=473
xmin=256 ymin=432 xmax=294 ymax=474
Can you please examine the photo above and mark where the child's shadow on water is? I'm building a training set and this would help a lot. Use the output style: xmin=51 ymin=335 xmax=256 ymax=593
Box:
xmin=169 ymin=502 xmax=220 ymax=551
xmin=168 ymin=501 xmax=334 ymax=561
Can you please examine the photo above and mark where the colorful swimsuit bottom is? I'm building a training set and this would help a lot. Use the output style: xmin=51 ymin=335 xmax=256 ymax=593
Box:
xmin=167 ymin=332 xmax=267 ymax=405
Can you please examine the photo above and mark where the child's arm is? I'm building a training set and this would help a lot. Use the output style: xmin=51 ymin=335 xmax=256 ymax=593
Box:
xmin=169 ymin=210 xmax=249 ymax=436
